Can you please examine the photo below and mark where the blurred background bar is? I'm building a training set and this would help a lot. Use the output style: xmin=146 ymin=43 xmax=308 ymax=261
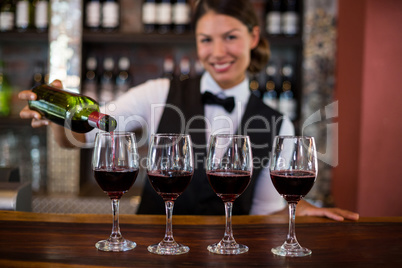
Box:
xmin=0 ymin=0 xmax=401 ymax=216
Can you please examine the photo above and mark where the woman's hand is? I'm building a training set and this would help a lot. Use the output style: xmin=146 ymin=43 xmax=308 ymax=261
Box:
xmin=18 ymin=80 xmax=63 ymax=128
xmin=296 ymin=199 xmax=360 ymax=221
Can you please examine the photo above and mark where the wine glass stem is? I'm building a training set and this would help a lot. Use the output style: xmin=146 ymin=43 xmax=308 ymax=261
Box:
xmin=223 ymin=202 xmax=235 ymax=243
xmin=286 ymin=202 xmax=298 ymax=244
xmin=163 ymin=200 xmax=175 ymax=243
xmin=110 ymin=198 xmax=122 ymax=241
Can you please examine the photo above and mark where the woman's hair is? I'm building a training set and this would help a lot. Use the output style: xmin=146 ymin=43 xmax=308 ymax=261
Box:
xmin=192 ymin=0 xmax=270 ymax=73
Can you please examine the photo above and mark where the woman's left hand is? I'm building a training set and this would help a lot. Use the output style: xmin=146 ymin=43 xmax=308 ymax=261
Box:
xmin=296 ymin=200 xmax=360 ymax=221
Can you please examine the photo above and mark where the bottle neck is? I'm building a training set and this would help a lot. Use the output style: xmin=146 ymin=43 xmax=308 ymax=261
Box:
xmin=88 ymin=111 xmax=117 ymax=132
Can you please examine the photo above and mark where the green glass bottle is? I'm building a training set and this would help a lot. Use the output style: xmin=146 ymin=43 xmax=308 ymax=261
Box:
xmin=0 ymin=61 xmax=12 ymax=116
xmin=28 ymin=84 xmax=117 ymax=133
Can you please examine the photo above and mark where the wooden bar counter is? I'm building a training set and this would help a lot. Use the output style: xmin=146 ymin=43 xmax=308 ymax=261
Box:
xmin=0 ymin=211 xmax=401 ymax=267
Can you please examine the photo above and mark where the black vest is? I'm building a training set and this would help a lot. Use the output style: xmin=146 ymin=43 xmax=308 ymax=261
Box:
xmin=137 ymin=76 xmax=283 ymax=215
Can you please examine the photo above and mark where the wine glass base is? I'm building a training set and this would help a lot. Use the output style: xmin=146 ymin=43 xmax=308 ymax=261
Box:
xmin=95 ymin=238 xmax=136 ymax=252
xmin=148 ymin=241 xmax=190 ymax=255
xmin=207 ymin=241 xmax=249 ymax=255
xmin=271 ymin=245 xmax=312 ymax=257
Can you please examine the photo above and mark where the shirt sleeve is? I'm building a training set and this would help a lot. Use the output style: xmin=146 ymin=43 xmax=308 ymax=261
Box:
xmin=85 ymin=78 xmax=170 ymax=145
xmin=250 ymin=116 xmax=295 ymax=215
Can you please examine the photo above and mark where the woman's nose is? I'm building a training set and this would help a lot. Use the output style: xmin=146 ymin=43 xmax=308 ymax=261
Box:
xmin=212 ymin=40 xmax=226 ymax=57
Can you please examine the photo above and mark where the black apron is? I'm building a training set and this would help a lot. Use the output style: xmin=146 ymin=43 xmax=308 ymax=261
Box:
xmin=137 ymin=76 xmax=283 ymax=215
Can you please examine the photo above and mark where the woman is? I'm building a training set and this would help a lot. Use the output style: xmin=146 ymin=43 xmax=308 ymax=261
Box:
xmin=19 ymin=0 xmax=358 ymax=221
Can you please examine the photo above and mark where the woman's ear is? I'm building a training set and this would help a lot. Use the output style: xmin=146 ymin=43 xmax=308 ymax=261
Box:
xmin=250 ymin=26 xmax=260 ymax=49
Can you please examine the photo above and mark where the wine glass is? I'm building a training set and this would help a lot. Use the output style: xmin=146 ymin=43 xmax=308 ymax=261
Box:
xmin=146 ymin=134 xmax=194 ymax=255
xmin=269 ymin=136 xmax=318 ymax=257
xmin=92 ymin=131 xmax=139 ymax=252
xmin=206 ymin=134 xmax=253 ymax=255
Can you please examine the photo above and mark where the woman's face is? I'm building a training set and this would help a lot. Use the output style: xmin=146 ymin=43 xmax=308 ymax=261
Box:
xmin=196 ymin=11 xmax=260 ymax=89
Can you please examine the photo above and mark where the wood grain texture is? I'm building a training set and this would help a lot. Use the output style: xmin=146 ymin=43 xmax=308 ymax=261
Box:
xmin=0 ymin=212 xmax=401 ymax=267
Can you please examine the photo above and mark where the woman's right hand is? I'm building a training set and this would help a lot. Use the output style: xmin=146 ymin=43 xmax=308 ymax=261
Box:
xmin=18 ymin=80 xmax=63 ymax=128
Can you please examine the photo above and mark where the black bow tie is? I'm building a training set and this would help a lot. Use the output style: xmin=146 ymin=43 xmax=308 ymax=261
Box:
xmin=202 ymin=91 xmax=235 ymax=113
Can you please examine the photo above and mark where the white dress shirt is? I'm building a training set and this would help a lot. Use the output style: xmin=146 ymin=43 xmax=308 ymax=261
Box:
xmin=86 ymin=72 xmax=294 ymax=215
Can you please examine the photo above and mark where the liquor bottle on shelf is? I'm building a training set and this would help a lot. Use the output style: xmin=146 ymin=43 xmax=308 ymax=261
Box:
xmin=33 ymin=0 xmax=48 ymax=32
xmin=249 ymin=74 xmax=261 ymax=98
xmin=172 ymin=0 xmax=190 ymax=34
xmin=15 ymin=0 xmax=32 ymax=31
xmin=31 ymin=61 xmax=45 ymax=88
xmin=82 ymin=56 xmax=99 ymax=101
xmin=0 ymin=60 xmax=12 ymax=117
xmin=0 ymin=0 xmax=15 ymax=32
xmin=28 ymin=84 xmax=117 ymax=133
xmin=265 ymin=0 xmax=281 ymax=35
xmin=194 ymin=59 xmax=204 ymax=77
xmin=162 ymin=55 xmax=174 ymax=79
xmin=157 ymin=0 xmax=172 ymax=34
xmin=102 ymin=0 xmax=120 ymax=32
xmin=263 ymin=63 xmax=278 ymax=110
xmin=281 ymin=0 xmax=299 ymax=36
xmin=84 ymin=0 xmax=102 ymax=31
xmin=278 ymin=63 xmax=297 ymax=120
xmin=142 ymin=0 xmax=157 ymax=33
xmin=115 ymin=57 xmax=131 ymax=98
xmin=178 ymin=56 xmax=190 ymax=81
xmin=99 ymin=57 xmax=115 ymax=103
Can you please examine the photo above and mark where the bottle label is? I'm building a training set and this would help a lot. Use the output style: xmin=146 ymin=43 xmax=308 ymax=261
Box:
xmin=0 ymin=12 xmax=14 ymax=31
xmin=266 ymin=12 xmax=281 ymax=34
xmin=157 ymin=3 xmax=172 ymax=24
xmin=86 ymin=2 xmax=101 ymax=27
xmin=279 ymin=98 xmax=297 ymax=120
xmin=142 ymin=3 xmax=157 ymax=24
xmin=88 ymin=111 xmax=104 ymax=129
xmin=102 ymin=2 xmax=119 ymax=28
xmin=16 ymin=1 xmax=30 ymax=28
xmin=282 ymin=12 xmax=299 ymax=35
xmin=35 ymin=1 xmax=48 ymax=29
xmin=173 ymin=3 xmax=190 ymax=25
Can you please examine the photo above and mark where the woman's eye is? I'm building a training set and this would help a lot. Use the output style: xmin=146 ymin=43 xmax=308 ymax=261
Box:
xmin=200 ymin=38 xmax=211 ymax=43
xmin=226 ymin=35 xmax=237 ymax=41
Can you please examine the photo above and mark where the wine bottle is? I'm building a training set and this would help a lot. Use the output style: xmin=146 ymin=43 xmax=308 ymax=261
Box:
xmin=178 ymin=56 xmax=190 ymax=81
xmin=278 ymin=63 xmax=297 ymax=120
xmin=31 ymin=61 xmax=45 ymax=88
xmin=28 ymin=84 xmax=117 ymax=133
xmin=142 ymin=0 xmax=157 ymax=33
xmin=115 ymin=57 xmax=131 ymax=98
xmin=15 ymin=0 xmax=33 ymax=31
xmin=33 ymin=0 xmax=48 ymax=32
xmin=157 ymin=0 xmax=172 ymax=34
xmin=82 ymin=56 xmax=99 ymax=101
xmin=84 ymin=0 xmax=102 ymax=31
xmin=263 ymin=63 xmax=278 ymax=110
xmin=0 ymin=60 xmax=12 ymax=116
xmin=172 ymin=0 xmax=190 ymax=34
xmin=99 ymin=57 xmax=115 ymax=103
xmin=162 ymin=55 xmax=174 ymax=79
xmin=0 ymin=0 xmax=15 ymax=32
xmin=265 ymin=0 xmax=282 ymax=35
xmin=102 ymin=0 xmax=120 ymax=32
xmin=281 ymin=0 xmax=299 ymax=36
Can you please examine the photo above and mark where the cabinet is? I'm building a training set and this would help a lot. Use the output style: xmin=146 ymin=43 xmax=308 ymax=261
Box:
xmin=0 ymin=0 xmax=304 ymax=210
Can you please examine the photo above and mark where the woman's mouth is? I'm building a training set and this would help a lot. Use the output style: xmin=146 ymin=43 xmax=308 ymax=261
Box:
xmin=212 ymin=62 xmax=232 ymax=72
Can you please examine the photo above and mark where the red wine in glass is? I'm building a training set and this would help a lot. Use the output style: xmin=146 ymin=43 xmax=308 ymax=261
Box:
xmin=207 ymin=170 xmax=251 ymax=202
xmin=94 ymin=167 xmax=139 ymax=199
xmin=147 ymin=170 xmax=192 ymax=201
xmin=270 ymin=170 xmax=316 ymax=202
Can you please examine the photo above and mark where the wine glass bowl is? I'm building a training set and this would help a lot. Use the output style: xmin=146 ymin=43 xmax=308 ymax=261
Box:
xmin=146 ymin=134 xmax=194 ymax=255
xmin=269 ymin=136 xmax=318 ymax=257
xmin=206 ymin=134 xmax=253 ymax=255
xmin=92 ymin=131 xmax=139 ymax=252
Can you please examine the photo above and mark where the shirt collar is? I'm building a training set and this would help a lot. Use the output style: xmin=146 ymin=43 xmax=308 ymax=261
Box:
xmin=200 ymin=72 xmax=250 ymax=104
